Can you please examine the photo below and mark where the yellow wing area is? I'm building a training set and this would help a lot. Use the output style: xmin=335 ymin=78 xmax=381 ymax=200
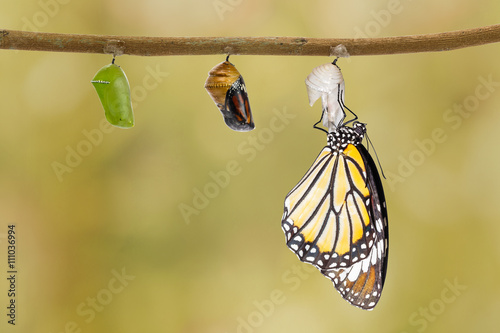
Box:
xmin=283 ymin=143 xmax=373 ymax=263
xmin=286 ymin=148 xmax=332 ymax=209
xmin=344 ymin=144 xmax=366 ymax=172
xmin=301 ymin=195 xmax=331 ymax=243
xmin=333 ymin=155 xmax=349 ymax=212
xmin=346 ymin=193 xmax=365 ymax=245
xmin=285 ymin=148 xmax=334 ymax=231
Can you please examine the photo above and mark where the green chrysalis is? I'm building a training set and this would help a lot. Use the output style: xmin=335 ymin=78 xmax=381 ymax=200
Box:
xmin=91 ymin=61 xmax=134 ymax=129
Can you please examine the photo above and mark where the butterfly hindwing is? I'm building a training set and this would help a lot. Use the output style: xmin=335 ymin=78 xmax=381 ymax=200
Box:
xmin=322 ymin=143 xmax=387 ymax=309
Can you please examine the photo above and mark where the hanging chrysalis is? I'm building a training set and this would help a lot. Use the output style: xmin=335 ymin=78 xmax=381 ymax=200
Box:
xmin=91 ymin=58 xmax=134 ymax=129
xmin=204 ymin=56 xmax=255 ymax=131
xmin=305 ymin=60 xmax=345 ymax=132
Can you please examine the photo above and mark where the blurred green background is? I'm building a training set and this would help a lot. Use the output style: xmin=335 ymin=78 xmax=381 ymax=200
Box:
xmin=1 ymin=1 xmax=500 ymax=332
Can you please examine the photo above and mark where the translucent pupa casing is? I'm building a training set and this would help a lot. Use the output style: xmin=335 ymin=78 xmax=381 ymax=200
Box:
xmin=305 ymin=63 xmax=345 ymax=132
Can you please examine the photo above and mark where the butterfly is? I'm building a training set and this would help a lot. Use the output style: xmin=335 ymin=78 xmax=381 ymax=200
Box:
xmin=281 ymin=119 xmax=388 ymax=310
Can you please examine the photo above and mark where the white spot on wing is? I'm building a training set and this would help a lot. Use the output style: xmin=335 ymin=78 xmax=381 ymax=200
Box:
xmin=347 ymin=263 xmax=361 ymax=281
xmin=361 ymin=256 xmax=370 ymax=272
xmin=370 ymin=249 xmax=377 ymax=265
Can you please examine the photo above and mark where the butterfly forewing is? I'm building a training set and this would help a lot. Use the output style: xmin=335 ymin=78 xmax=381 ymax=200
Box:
xmin=223 ymin=76 xmax=254 ymax=131
xmin=282 ymin=123 xmax=388 ymax=310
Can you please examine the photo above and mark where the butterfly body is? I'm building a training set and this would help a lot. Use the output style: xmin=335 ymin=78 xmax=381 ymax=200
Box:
xmin=282 ymin=121 xmax=388 ymax=310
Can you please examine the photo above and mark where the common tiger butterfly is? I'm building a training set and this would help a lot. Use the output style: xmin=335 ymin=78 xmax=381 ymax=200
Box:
xmin=91 ymin=58 xmax=134 ymax=129
xmin=204 ymin=56 xmax=255 ymax=132
xmin=282 ymin=62 xmax=388 ymax=310
xmin=305 ymin=61 xmax=346 ymax=132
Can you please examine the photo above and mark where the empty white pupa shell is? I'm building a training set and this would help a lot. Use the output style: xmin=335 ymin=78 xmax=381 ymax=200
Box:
xmin=305 ymin=63 xmax=345 ymax=132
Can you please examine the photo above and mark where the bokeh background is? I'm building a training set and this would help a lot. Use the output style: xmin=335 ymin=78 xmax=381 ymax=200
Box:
xmin=1 ymin=1 xmax=500 ymax=332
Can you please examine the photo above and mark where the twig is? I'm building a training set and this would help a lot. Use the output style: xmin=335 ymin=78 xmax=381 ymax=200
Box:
xmin=1 ymin=24 xmax=500 ymax=57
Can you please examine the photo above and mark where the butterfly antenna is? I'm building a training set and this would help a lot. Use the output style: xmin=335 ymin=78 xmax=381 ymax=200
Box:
xmin=365 ymin=133 xmax=386 ymax=179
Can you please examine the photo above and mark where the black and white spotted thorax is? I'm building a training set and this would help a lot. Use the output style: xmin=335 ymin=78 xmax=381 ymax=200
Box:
xmin=327 ymin=121 xmax=366 ymax=152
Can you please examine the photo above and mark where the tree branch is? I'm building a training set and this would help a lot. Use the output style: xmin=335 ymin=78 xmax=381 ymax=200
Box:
xmin=1 ymin=24 xmax=500 ymax=57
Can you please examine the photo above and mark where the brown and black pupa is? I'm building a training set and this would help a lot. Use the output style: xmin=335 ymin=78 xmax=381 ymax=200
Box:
xmin=204 ymin=56 xmax=255 ymax=131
